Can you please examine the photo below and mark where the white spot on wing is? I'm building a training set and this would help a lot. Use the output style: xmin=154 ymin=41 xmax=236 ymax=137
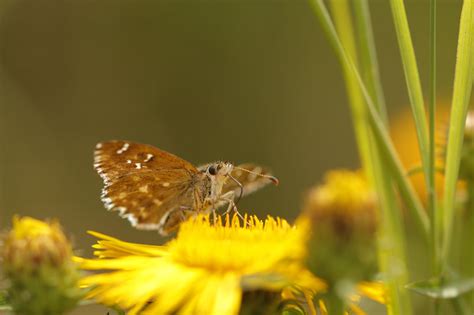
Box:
xmin=136 ymin=223 xmax=162 ymax=231
xmin=144 ymin=153 xmax=154 ymax=162
xmin=96 ymin=143 xmax=103 ymax=149
xmin=116 ymin=143 xmax=130 ymax=154
xmin=162 ymin=182 xmax=170 ymax=187
xmin=116 ymin=207 xmax=127 ymax=215
xmin=135 ymin=163 xmax=142 ymax=169
xmin=127 ymin=160 xmax=132 ymax=164
xmin=128 ymin=216 xmax=138 ymax=226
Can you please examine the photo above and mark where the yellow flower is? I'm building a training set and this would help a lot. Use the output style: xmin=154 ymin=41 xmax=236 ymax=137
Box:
xmin=282 ymin=281 xmax=386 ymax=315
xmin=2 ymin=216 xmax=82 ymax=315
xmin=391 ymin=105 xmax=449 ymax=202
xmin=324 ymin=282 xmax=386 ymax=315
xmin=299 ymin=170 xmax=384 ymax=314
xmin=4 ymin=216 xmax=70 ymax=267
xmin=302 ymin=169 xmax=377 ymax=235
xmin=77 ymin=214 xmax=324 ymax=315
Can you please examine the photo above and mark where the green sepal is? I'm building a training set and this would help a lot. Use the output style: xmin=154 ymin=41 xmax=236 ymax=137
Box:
xmin=406 ymin=277 xmax=474 ymax=299
xmin=278 ymin=299 xmax=306 ymax=315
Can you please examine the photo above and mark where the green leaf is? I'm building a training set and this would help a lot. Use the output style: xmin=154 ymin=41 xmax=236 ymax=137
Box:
xmin=389 ymin=0 xmax=430 ymax=193
xmin=440 ymin=0 xmax=474 ymax=268
xmin=406 ymin=278 xmax=474 ymax=299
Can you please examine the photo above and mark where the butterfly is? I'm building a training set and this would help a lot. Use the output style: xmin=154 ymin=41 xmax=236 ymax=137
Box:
xmin=94 ymin=140 xmax=279 ymax=235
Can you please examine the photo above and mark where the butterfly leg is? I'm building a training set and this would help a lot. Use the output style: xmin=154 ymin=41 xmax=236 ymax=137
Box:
xmin=162 ymin=207 xmax=194 ymax=230
xmin=219 ymin=191 xmax=245 ymax=220
xmin=179 ymin=206 xmax=194 ymax=221
xmin=212 ymin=206 xmax=218 ymax=223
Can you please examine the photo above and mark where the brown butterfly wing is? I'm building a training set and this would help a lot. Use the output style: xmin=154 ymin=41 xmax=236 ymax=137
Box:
xmin=223 ymin=163 xmax=275 ymax=197
xmin=94 ymin=141 xmax=206 ymax=234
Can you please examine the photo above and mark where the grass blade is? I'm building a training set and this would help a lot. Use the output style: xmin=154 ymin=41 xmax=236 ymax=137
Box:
xmin=307 ymin=0 xmax=429 ymax=241
xmin=308 ymin=1 xmax=423 ymax=313
xmin=389 ymin=0 xmax=430 ymax=194
xmin=440 ymin=0 xmax=474 ymax=268
xmin=353 ymin=0 xmax=388 ymax=124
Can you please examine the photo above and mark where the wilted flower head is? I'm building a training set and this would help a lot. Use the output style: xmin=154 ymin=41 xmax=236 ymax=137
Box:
xmin=300 ymin=169 xmax=379 ymax=299
xmin=1 ymin=216 xmax=82 ymax=315
xmin=77 ymin=214 xmax=324 ymax=315
xmin=302 ymin=169 xmax=377 ymax=237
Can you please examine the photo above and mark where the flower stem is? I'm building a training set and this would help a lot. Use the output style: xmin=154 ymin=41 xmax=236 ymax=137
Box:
xmin=328 ymin=0 xmax=372 ymax=175
xmin=307 ymin=0 xmax=429 ymax=241
xmin=353 ymin=0 xmax=388 ymax=124
xmin=465 ymin=180 xmax=474 ymax=310
xmin=440 ymin=0 xmax=474 ymax=272
xmin=325 ymin=293 xmax=345 ymax=315
xmin=389 ymin=0 xmax=430 ymax=194
xmin=315 ymin=1 xmax=412 ymax=314
xmin=428 ymin=0 xmax=438 ymax=276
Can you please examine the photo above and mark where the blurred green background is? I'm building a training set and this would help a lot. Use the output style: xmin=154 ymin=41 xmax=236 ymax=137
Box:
xmin=0 ymin=0 xmax=465 ymax=313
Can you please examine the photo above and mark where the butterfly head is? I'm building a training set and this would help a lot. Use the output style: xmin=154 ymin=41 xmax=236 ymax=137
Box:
xmin=205 ymin=161 xmax=234 ymax=178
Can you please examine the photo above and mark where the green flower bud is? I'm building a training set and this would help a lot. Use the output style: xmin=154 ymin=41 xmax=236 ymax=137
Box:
xmin=300 ymin=170 xmax=378 ymax=286
xmin=1 ymin=216 xmax=82 ymax=315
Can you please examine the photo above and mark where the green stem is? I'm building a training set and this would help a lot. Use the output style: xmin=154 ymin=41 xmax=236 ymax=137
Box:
xmin=353 ymin=0 xmax=388 ymax=124
xmin=325 ymin=292 xmax=345 ymax=315
xmin=307 ymin=0 xmax=430 ymax=242
xmin=389 ymin=0 xmax=431 ymax=196
xmin=451 ymin=297 xmax=470 ymax=315
xmin=466 ymin=180 xmax=474 ymax=309
xmin=428 ymin=7 xmax=439 ymax=315
xmin=351 ymin=1 xmax=411 ymax=314
xmin=371 ymin=150 xmax=411 ymax=315
xmin=316 ymin=1 xmax=412 ymax=314
xmin=328 ymin=0 xmax=373 ymax=175
xmin=440 ymin=0 xmax=474 ymax=271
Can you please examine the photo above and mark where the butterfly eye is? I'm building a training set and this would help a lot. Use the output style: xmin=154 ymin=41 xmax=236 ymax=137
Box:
xmin=208 ymin=166 xmax=217 ymax=175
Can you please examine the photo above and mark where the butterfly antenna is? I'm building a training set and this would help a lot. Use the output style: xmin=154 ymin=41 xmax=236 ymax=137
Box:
xmin=233 ymin=166 xmax=279 ymax=185
xmin=228 ymin=173 xmax=244 ymax=205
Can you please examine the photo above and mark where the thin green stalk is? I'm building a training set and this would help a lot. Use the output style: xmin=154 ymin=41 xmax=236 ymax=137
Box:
xmin=451 ymin=298 xmax=470 ymax=315
xmin=372 ymin=148 xmax=410 ymax=315
xmin=328 ymin=0 xmax=373 ymax=175
xmin=325 ymin=293 xmax=345 ymax=315
xmin=353 ymin=0 xmax=388 ymax=124
xmin=440 ymin=0 xmax=474 ymax=269
xmin=307 ymin=0 xmax=430 ymax=242
xmin=428 ymin=0 xmax=438 ymax=277
xmin=366 ymin=100 xmax=429 ymax=239
xmin=351 ymin=2 xmax=410 ymax=313
xmin=466 ymin=180 xmax=474 ymax=309
xmin=389 ymin=0 xmax=431 ymax=197
xmin=318 ymin=1 xmax=413 ymax=313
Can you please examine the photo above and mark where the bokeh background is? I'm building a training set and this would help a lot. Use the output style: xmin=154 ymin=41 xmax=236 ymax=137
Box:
xmin=0 ymin=0 xmax=465 ymax=313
